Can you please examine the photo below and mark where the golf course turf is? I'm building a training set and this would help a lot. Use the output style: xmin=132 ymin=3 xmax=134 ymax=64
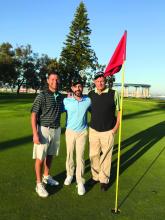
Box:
xmin=0 ymin=93 xmax=165 ymax=220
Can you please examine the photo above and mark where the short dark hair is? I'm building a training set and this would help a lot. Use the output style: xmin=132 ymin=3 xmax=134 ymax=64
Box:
xmin=71 ymin=76 xmax=84 ymax=87
xmin=94 ymin=71 xmax=105 ymax=80
xmin=47 ymin=71 xmax=59 ymax=78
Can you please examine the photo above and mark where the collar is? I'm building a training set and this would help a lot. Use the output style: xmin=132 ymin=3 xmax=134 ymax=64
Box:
xmin=47 ymin=89 xmax=59 ymax=96
xmin=72 ymin=95 xmax=85 ymax=102
xmin=94 ymin=87 xmax=109 ymax=95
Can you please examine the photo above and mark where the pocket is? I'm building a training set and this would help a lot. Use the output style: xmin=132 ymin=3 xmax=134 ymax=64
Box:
xmin=110 ymin=130 xmax=115 ymax=138
xmin=65 ymin=129 xmax=69 ymax=135
xmin=34 ymin=143 xmax=41 ymax=148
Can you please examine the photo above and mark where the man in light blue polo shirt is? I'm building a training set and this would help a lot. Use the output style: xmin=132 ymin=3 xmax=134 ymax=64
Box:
xmin=63 ymin=77 xmax=91 ymax=196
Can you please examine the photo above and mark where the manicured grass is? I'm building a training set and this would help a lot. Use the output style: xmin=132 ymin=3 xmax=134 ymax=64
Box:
xmin=0 ymin=94 xmax=165 ymax=220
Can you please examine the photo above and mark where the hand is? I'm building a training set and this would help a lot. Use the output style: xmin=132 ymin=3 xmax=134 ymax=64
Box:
xmin=33 ymin=133 xmax=40 ymax=144
xmin=67 ymin=92 xmax=73 ymax=97
xmin=111 ymin=129 xmax=115 ymax=135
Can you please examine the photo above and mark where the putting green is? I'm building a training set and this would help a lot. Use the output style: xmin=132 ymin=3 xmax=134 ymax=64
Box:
xmin=0 ymin=94 xmax=164 ymax=220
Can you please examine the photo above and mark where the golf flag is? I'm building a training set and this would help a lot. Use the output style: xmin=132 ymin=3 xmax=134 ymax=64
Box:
xmin=104 ymin=31 xmax=127 ymax=77
xmin=105 ymin=31 xmax=127 ymax=214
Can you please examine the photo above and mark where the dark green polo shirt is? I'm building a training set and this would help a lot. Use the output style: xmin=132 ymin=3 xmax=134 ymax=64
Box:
xmin=31 ymin=90 xmax=63 ymax=128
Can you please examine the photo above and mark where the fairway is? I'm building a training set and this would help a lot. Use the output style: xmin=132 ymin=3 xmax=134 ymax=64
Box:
xmin=0 ymin=93 xmax=165 ymax=220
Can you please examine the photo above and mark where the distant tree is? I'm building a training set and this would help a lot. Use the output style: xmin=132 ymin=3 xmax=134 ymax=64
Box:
xmin=34 ymin=55 xmax=59 ymax=91
xmin=0 ymin=42 xmax=18 ymax=90
xmin=15 ymin=44 xmax=35 ymax=94
xmin=107 ymin=75 xmax=115 ymax=88
xmin=26 ymin=53 xmax=40 ymax=93
xmin=59 ymin=1 xmax=98 ymax=90
xmin=84 ymin=64 xmax=106 ymax=90
xmin=36 ymin=54 xmax=50 ymax=90
xmin=0 ymin=43 xmax=60 ymax=93
xmin=47 ymin=58 xmax=59 ymax=73
xmin=23 ymin=59 xmax=37 ymax=92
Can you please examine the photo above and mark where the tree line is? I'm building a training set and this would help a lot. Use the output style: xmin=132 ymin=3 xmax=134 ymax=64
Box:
xmin=0 ymin=2 xmax=114 ymax=94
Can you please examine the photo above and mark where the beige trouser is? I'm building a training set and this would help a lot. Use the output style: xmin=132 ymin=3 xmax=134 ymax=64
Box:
xmin=65 ymin=129 xmax=88 ymax=184
xmin=89 ymin=127 xmax=114 ymax=184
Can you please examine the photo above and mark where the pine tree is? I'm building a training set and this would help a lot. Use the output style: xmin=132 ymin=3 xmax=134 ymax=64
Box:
xmin=59 ymin=1 xmax=98 ymax=89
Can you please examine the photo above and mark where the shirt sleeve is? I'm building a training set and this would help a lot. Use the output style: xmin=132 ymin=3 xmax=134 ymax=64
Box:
xmin=63 ymin=98 xmax=67 ymax=111
xmin=59 ymin=95 xmax=65 ymax=113
xmin=114 ymin=90 xmax=120 ymax=111
xmin=87 ymin=97 xmax=91 ymax=107
xmin=31 ymin=93 xmax=44 ymax=114
xmin=88 ymin=91 xmax=92 ymax=98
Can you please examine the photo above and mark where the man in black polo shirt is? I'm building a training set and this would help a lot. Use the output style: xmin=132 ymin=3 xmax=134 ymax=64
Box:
xmin=88 ymin=72 xmax=120 ymax=191
xmin=31 ymin=72 xmax=63 ymax=197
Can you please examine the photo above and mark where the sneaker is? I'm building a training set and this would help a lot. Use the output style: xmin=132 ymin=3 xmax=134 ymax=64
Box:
xmin=77 ymin=183 xmax=85 ymax=196
xmin=64 ymin=175 xmax=73 ymax=185
xmin=42 ymin=175 xmax=59 ymax=186
xmin=36 ymin=183 xmax=48 ymax=198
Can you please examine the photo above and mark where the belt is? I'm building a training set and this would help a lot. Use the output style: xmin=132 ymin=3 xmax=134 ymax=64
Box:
xmin=43 ymin=125 xmax=57 ymax=129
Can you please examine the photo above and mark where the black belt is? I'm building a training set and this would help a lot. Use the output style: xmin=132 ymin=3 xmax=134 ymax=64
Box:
xmin=43 ymin=125 xmax=57 ymax=129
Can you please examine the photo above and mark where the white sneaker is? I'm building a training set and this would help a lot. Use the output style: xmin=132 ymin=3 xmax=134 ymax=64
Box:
xmin=36 ymin=183 xmax=48 ymax=198
xmin=42 ymin=175 xmax=59 ymax=186
xmin=77 ymin=183 xmax=85 ymax=196
xmin=64 ymin=175 xmax=73 ymax=185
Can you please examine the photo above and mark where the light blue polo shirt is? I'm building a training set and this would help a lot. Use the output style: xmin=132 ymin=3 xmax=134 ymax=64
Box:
xmin=63 ymin=95 xmax=91 ymax=132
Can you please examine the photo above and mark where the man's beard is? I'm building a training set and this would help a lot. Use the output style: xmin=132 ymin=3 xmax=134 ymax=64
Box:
xmin=73 ymin=90 xmax=82 ymax=97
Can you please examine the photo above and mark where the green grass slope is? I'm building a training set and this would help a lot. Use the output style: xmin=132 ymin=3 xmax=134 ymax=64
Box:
xmin=0 ymin=94 xmax=165 ymax=220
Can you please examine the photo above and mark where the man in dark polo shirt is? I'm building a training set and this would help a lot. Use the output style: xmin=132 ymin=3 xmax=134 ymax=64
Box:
xmin=31 ymin=72 xmax=63 ymax=198
xmin=88 ymin=71 xmax=120 ymax=191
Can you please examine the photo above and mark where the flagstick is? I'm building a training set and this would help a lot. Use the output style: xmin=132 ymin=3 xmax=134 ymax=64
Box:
xmin=112 ymin=61 xmax=125 ymax=214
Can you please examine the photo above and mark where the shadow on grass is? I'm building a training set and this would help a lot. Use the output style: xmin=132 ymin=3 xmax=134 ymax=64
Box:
xmin=1 ymin=120 xmax=164 ymax=197
xmin=0 ymin=93 xmax=67 ymax=104
xmin=0 ymin=135 xmax=32 ymax=151
xmin=119 ymin=145 xmax=165 ymax=208
xmin=85 ymin=121 xmax=165 ymax=193
xmin=108 ymin=121 xmax=165 ymax=192
xmin=0 ymin=128 xmax=66 ymax=152
xmin=0 ymin=93 xmax=36 ymax=104
xmin=45 ymin=171 xmax=66 ymax=196
xmin=123 ymin=107 xmax=165 ymax=120
xmin=48 ymin=171 xmax=79 ymax=196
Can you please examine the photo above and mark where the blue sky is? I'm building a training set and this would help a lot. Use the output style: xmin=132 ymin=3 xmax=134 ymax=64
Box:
xmin=0 ymin=0 xmax=165 ymax=95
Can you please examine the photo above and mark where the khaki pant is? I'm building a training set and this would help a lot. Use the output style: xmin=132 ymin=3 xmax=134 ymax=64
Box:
xmin=65 ymin=129 xmax=88 ymax=184
xmin=89 ymin=127 xmax=114 ymax=184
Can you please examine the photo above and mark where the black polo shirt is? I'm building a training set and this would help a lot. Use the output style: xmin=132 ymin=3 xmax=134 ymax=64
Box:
xmin=31 ymin=90 xmax=63 ymax=128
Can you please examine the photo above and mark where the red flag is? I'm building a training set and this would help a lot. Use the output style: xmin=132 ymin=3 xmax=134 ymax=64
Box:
xmin=104 ymin=31 xmax=127 ymax=77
